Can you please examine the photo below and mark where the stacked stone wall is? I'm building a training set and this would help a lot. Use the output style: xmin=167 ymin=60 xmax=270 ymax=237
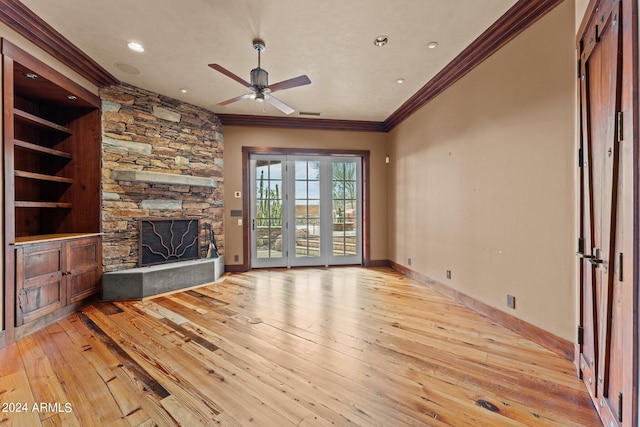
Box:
xmin=100 ymin=83 xmax=223 ymax=272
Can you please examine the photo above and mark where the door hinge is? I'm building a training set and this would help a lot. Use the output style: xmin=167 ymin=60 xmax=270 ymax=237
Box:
xmin=616 ymin=111 xmax=623 ymax=142
xmin=578 ymin=237 xmax=585 ymax=255
xmin=578 ymin=148 xmax=583 ymax=168
xmin=577 ymin=325 xmax=584 ymax=345
xmin=577 ymin=58 xmax=581 ymax=79
xmin=618 ymin=392 xmax=623 ymax=422
xmin=252 ymin=219 xmax=255 ymax=230
xmin=618 ymin=252 xmax=623 ymax=282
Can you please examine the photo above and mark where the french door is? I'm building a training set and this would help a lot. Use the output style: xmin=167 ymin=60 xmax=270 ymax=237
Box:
xmin=250 ymin=154 xmax=362 ymax=268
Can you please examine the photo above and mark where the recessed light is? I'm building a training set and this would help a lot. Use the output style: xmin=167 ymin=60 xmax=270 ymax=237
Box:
xmin=374 ymin=35 xmax=389 ymax=47
xmin=180 ymin=88 xmax=188 ymax=93
xmin=24 ymin=72 xmax=38 ymax=79
xmin=66 ymin=95 xmax=77 ymax=100
xmin=427 ymin=41 xmax=439 ymax=49
xmin=127 ymin=42 xmax=145 ymax=53
xmin=396 ymin=78 xmax=405 ymax=84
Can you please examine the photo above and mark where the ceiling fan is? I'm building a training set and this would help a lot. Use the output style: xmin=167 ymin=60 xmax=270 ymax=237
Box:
xmin=209 ymin=39 xmax=311 ymax=115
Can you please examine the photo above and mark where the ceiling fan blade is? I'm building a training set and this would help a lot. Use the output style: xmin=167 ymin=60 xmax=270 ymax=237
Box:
xmin=265 ymin=95 xmax=295 ymax=114
xmin=218 ymin=93 xmax=253 ymax=106
xmin=268 ymin=75 xmax=311 ymax=93
xmin=208 ymin=64 xmax=251 ymax=87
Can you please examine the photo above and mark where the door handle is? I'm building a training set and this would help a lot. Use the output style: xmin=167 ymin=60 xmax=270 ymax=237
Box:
xmin=576 ymin=252 xmax=603 ymax=265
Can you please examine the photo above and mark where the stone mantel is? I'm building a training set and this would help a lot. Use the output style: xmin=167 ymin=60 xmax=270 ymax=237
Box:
xmin=112 ymin=169 xmax=216 ymax=188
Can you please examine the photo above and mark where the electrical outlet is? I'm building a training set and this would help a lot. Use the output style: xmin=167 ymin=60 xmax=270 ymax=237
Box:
xmin=446 ymin=270 xmax=451 ymax=279
xmin=234 ymin=255 xmax=239 ymax=262
xmin=507 ymin=294 xmax=516 ymax=309
xmin=408 ymin=258 xmax=412 ymax=266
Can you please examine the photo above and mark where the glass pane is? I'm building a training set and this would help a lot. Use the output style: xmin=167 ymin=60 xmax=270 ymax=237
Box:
xmin=255 ymin=159 xmax=283 ymax=261
xmin=333 ymin=200 xmax=345 ymax=219
xmin=295 ymin=180 xmax=307 ymax=199
xmin=269 ymin=162 xmax=282 ymax=180
xmin=294 ymin=160 xmax=321 ymax=259
xmin=269 ymin=200 xmax=282 ymax=221
xmin=308 ymin=161 xmax=320 ymax=179
xmin=308 ymin=180 xmax=320 ymax=198
xmin=331 ymin=160 xmax=358 ymax=260
xmin=256 ymin=200 xmax=267 ymax=219
xmin=333 ymin=237 xmax=346 ymax=256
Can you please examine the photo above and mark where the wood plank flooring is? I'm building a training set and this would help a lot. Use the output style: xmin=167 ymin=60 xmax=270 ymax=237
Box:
xmin=0 ymin=267 xmax=600 ymax=426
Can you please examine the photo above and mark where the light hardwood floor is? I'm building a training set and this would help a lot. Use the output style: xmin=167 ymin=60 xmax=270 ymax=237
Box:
xmin=0 ymin=267 xmax=600 ymax=426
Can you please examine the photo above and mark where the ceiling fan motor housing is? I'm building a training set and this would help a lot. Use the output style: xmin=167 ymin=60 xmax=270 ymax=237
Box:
xmin=251 ymin=67 xmax=268 ymax=89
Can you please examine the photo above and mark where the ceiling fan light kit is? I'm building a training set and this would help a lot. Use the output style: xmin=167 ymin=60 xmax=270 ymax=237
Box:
xmin=208 ymin=38 xmax=311 ymax=115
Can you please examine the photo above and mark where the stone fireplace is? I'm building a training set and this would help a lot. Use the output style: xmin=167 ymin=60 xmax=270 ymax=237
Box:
xmin=100 ymin=83 xmax=224 ymax=273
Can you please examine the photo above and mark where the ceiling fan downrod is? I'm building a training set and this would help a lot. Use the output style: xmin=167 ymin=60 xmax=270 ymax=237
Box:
xmin=251 ymin=38 xmax=268 ymax=89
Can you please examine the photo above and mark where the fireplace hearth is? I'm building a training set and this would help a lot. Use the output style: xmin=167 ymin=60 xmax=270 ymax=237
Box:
xmin=103 ymin=216 xmax=224 ymax=301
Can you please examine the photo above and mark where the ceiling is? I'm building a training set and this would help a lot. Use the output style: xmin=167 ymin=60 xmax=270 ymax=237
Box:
xmin=19 ymin=0 xmax=517 ymax=122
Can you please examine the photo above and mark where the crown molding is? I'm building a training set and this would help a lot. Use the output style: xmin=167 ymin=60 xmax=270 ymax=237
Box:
xmin=0 ymin=0 xmax=560 ymax=127
xmin=221 ymin=0 xmax=562 ymax=133
xmin=383 ymin=0 xmax=563 ymax=131
xmin=0 ymin=0 xmax=119 ymax=87
xmin=218 ymin=114 xmax=387 ymax=132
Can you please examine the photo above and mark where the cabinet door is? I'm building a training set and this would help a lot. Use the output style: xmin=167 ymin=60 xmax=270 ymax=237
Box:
xmin=66 ymin=236 xmax=101 ymax=303
xmin=15 ymin=242 xmax=65 ymax=326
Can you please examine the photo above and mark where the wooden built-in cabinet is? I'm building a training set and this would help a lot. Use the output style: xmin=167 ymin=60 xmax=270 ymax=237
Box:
xmin=15 ymin=235 xmax=101 ymax=326
xmin=2 ymin=39 xmax=102 ymax=342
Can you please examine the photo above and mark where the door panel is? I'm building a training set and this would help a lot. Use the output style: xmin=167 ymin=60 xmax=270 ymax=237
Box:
xmin=329 ymin=160 xmax=361 ymax=265
xmin=578 ymin=1 xmax=628 ymax=425
xmin=292 ymin=159 xmax=323 ymax=266
xmin=15 ymin=242 xmax=65 ymax=325
xmin=252 ymin=158 xmax=285 ymax=268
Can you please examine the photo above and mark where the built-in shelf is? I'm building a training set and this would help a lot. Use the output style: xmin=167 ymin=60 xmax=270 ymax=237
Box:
xmin=15 ymin=170 xmax=73 ymax=183
xmin=14 ymin=139 xmax=72 ymax=159
xmin=3 ymin=39 xmax=103 ymax=341
xmin=112 ymin=169 xmax=216 ymax=188
xmin=15 ymin=232 xmax=102 ymax=245
xmin=14 ymin=108 xmax=73 ymax=134
xmin=15 ymin=201 xmax=72 ymax=208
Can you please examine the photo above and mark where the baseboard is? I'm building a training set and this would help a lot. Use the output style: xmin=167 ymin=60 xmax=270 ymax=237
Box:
xmin=368 ymin=259 xmax=391 ymax=267
xmin=225 ymin=264 xmax=249 ymax=273
xmin=389 ymin=261 xmax=574 ymax=360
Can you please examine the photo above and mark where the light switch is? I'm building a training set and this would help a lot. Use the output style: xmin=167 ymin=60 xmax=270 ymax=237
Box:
xmin=237 ymin=219 xmax=243 ymax=226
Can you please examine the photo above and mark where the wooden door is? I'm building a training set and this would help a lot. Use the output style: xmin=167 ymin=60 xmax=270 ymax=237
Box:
xmin=577 ymin=1 xmax=634 ymax=425
xmin=15 ymin=241 xmax=66 ymax=326
xmin=66 ymin=236 xmax=101 ymax=304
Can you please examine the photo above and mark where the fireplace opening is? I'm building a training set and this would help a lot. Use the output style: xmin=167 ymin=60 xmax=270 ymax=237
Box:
xmin=139 ymin=217 xmax=200 ymax=267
